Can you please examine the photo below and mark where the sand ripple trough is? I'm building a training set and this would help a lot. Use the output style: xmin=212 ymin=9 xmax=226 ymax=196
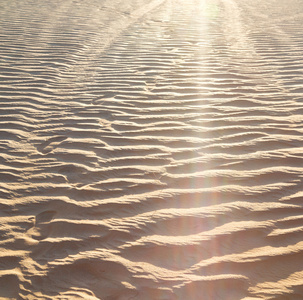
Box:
xmin=1 ymin=0 xmax=303 ymax=299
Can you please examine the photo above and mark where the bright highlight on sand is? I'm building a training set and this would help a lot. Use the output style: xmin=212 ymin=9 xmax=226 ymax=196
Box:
xmin=1 ymin=0 xmax=303 ymax=299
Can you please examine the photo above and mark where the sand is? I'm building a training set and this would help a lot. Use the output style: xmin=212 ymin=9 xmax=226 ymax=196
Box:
xmin=1 ymin=0 xmax=303 ymax=299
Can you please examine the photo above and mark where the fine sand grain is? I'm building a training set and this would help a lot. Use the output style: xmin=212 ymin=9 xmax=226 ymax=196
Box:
xmin=1 ymin=0 xmax=303 ymax=299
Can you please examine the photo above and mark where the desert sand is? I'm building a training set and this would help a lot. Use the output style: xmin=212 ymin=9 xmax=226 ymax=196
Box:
xmin=1 ymin=0 xmax=303 ymax=299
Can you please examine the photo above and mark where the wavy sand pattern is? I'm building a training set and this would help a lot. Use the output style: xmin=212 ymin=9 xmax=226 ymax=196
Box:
xmin=1 ymin=0 xmax=303 ymax=299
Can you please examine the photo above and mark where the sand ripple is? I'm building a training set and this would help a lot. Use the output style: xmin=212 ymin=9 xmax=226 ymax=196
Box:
xmin=1 ymin=0 xmax=303 ymax=299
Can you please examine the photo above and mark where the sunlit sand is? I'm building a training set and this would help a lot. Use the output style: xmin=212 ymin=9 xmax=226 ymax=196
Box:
xmin=1 ymin=0 xmax=303 ymax=299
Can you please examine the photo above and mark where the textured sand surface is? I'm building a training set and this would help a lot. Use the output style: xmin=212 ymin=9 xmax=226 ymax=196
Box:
xmin=1 ymin=0 xmax=303 ymax=299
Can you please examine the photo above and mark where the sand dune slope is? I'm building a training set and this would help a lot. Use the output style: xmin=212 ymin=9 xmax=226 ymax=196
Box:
xmin=1 ymin=0 xmax=303 ymax=299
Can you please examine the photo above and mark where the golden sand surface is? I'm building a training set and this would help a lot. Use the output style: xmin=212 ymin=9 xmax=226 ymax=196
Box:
xmin=1 ymin=0 xmax=303 ymax=299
